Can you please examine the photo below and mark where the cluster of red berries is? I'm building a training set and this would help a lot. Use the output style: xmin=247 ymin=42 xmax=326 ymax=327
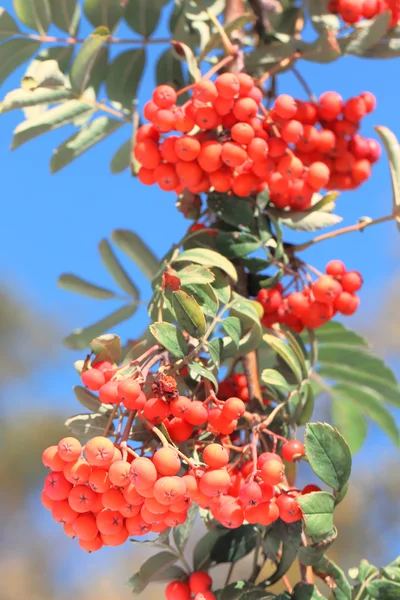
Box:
xmin=134 ymin=76 xmax=380 ymax=210
xmin=328 ymin=0 xmax=400 ymax=26
xmin=41 ymin=436 xmax=194 ymax=552
xmin=165 ymin=571 xmax=215 ymax=600
xmin=257 ymin=260 xmax=363 ymax=332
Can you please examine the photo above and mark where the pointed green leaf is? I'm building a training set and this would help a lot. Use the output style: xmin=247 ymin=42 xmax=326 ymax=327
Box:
xmin=216 ymin=232 xmax=261 ymax=259
xmin=189 ymin=361 xmax=219 ymax=390
xmin=172 ymin=290 xmax=206 ymax=338
xmin=84 ymin=0 xmax=124 ymax=29
xmin=49 ymin=0 xmax=80 ymax=35
xmin=221 ymin=317 xmax=242 ymax=348
xmin=106 ymin=48 xmax=146 ymax=108
xmin=127 ymin=551 xmax=178 ymax=594
xmin=268 ymin=208 xmax=342 ymax=232
xmin=110 ymin=137 xmax=131 ymax=174
xmin=149 ymin=322 xmax=188 ymax=358
xmin=211 ymin=525 xmax=258 ymax=564
xmin=0 ymin=87 xmax=73 ymax=114
xmin=313 ymin=556 xmax=351 ymax=600
xmin=331 ymin=394 xmax=368 ymax=454
xmin=193 ymin=529 xmax=224 ymax=571
xmin=173 ymin=504 xmax=197 ymax=551
xmin=176 ymin=265 xmax=215 ymax=286
xmin=305 ymin=422 xmax=352 ymax=491
xmin=13 ymin=0 xmax=51 ymax=33
xmin=73 ymin=385 xmax=113 ymax=415
xmin=263 ymin=333 xmax=303 ymax=384
xmin=58 ymin=273 xmax=116 ymax=299
xmin=375 ymin=126 xmax=400 ymax=230
xmin=173 ymin=248 xmax=237 ymax=283
xmin=367 ymin=580 xmax=400 ymax=599
xmin=156 ymin=47 xmax=186 ymax=89
xmin=51 ymin=117 xmax=123 ymax=172
xmin=63 ymin=304 xmax=137 ymax=349
xmin=181 ymin=283 xmax=219 ymax=319
xmin=267 ymin=521 xmax=302 ymax=585
xmin=331 ymin=384 xmax=399 ymax=446
xmin=208 ymin=193 xmax=255 ymax=231
xmin=11 ymin=99 xmax=94 ymax=149
xmin=111 ymin=229 xmax=159 ymax=281
xmin=0 ymin=39 xmax=40 ymax=87
xmin=345 ymin=12 xmax=391 ymax=55
xmin=212 ymin=269 xmax=231 ymax=305
xmin=98 ymin=239 xmax=139 ymax=299
xmin=70 ymin=27 xmax=110 ymax=93
xmin=125 ymin=0 xmax=168 ymax=36
xmin=297 ymin=491 xmax=335 ymax=541
xmin=90 ymin=333 xmax=121 ymax=364
xmin=65 ymin=412 xmax=114 ymax=437
xmin=0 ymin=8 xmax=20 ymax=41
xmin=261 ymin=369 xmax=290 ymax=392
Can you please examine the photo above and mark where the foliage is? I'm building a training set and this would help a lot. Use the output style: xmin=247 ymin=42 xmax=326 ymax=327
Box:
xmin=1 ymin=1 xmax=400 ymax=599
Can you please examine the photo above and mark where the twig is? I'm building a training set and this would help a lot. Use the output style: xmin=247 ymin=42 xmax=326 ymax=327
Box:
xmin=225 ymin=561 xmax=235 ymax=586
xmin=294 ymin=213 xmax=398 ymax=252
xmin=291 ymin=66 xmax=317 ymax=102
xmin=103 ymin=404 xmax=119 ymax=437
xmin=257 ymin=52 xmax=301 ymax=85
xmin=193 ymin=0 xmax=236 ymax=55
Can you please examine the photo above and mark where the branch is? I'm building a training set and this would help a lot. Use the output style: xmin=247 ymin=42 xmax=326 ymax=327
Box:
xmin=294 ymin=212 xmax=398 ymax=252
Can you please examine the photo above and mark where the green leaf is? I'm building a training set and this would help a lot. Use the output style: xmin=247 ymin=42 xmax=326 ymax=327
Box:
xmin=263 ymin=333 xmax=303 ymax=384
xmin=99 ymin=239 xmax=139 ymax=299
xmin=296 ymin=383 xmax=315 ymax=425
xmin=212 ymin=269 xmax=231 ymax=305
xmin=171 ymin=40 xmax=201 ymax=82
xmin=13 ymin=0 xmax=51 ymax=33
xmin=199 ymin=12 xmax=255 ymax=60
xmin=34 ymin=44 xmax=74 ymax=72
xmin=58 ymin=273 xmax=116 ymax=299
xmin=267 ymin=521 xmax=302 ymax=585
xmin=63 ymin=304 xmax=137 ymax=350
xmin=367 ymin=580 xmax=400 ymax=599
xmin=211 ymin=525 xmax=258 ymax=564
xmin=177 ymin=265 xmax=215 ymax=286
xmin=375 ymin=126 xmax=400 ymax=231
xmin=231 ymin=294 xmax=263 ymax=329
xmin=216 ymin=232 xmax=261 ymax=259
xmin=313 ymin=556 xmax=351 ymax=600
xmin=208 ymin=193 xmax=255 ymax=231
xmin=65 ymin=412 xmax=114 ymax=437
xmin=84 ymin=0 xmax=123 ymax=30
xmin=297 ymin=491 xmax=335 ymax=541
xmin=172 ymin=290 xmax=206 ymax=339
xmin=0 ymin=8 xmax=20 ymax=41
xmin=11 ymin=99 xmax=95 ymax=149
xmin=125 ymin=0 xmax=168 ymax=36
xmin=261 ymin=369 xmax=290 ymax=393
xmin=221 ymin=317 xmax=242 ymax=348
xmin=182 ymin=283 xmax=219 ymax=320
xmin=106 ymin=48 xmax=146 ymax=108
xmin=127 ymin=551 xmax=178 ymax=594
xmin=69 ymin=27 xmax=110 ymax=94
xmin=268 ymin=208 xmax=342 ymax=232
xmin=291 ymin=583 xmax=321 ymax=599
xmin=344 ymin=12 xmax=391 ymax=55
xmin=49 ymin=0 xmax=80 ymax=35
xmin=305 ymin=423 xmax=352 ymax=491
xmin=90 ymin=333 xmax=121 ymax=364
xmin=189 ymin=361 xmax=219 ymax=390
xmin=173 ymin=504 xmax=197 ymax=551
xmin=156 ymin=47 xmax=187 ymax=90
xmin=193 ymin=528 xmax=224 ymax=571
xmin=173 ymin=249 xmax=237 ymax=283
xmin=111 ymin=229 xmax=159 ymax=282
xmin=382 ymin=566 xmax=400 ymax=583
xmin=152 ymin=565 xmax=187 ymax=582
xmin=308 ymin=0 xmax=340 ymax=32
xmin=330 ymin=396 xmax=368 ymax=454
xmin=216 ymin=583 xmax=271 ymax=600
xmin=51 ymin=117 xmax=123 ymax=172
xmin=331 ymin=384 xmax=399 ymax=446
xmin=207 ymin=338 xmax=222 ymax=367
xmin=0 ymin=39 xmax=40 ymax=87
xmin=0 ymin=88 xmax=73 ymax=114
xmin=110 ymin=138 xmax=131 ymax=174
xmin=149 ymin=322 xmax=188 ymax=358
xmin=73 ymin=385 xmax=113 ymax=415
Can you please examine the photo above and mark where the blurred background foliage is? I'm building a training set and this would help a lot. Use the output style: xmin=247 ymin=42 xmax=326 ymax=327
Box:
xmin=0 ymin=282 xmax=398 ymax=600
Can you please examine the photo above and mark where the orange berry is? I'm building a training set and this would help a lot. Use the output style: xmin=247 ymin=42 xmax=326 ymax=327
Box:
xmin=164 ymin=510 xmax=188 ymax=527
xmin=79 ymin=534 xmax=103 ymax=552
xmin=213 ymin=95 xmax=234 ymax=116
xmin=274 ymin=94 xmax=297 ymax=119
xmin=68 ymin=484 xmax=97 ymax=513
xmin=260 ymin=458 xmax=284 ymax=485
xmin=96 ymin=508 xmax=124 ymax=535
xmin=215 ymin=73 xmax=240 ymax=99
xmin=81 ymin=368 xmax=105 ymax=391
xmin=125 ymin=514 xmax=151 ymax=536
xmin=143 ymin=397 xmax=170 ymax=423
xmin=199 ymin=469 xmax=231 ymax=497
xmin=117 ymin=379 xmax=141 ymax=409
xmin=63 ymin=459 xmax=91 ymax=484
xmin=101 ymin=525 xmax=129 ymax=546
xmin=307 ymin=161 xmax=330 ymax=190
xmin=221 ymin=142 xmax=247 ymax=167
xmin=52 ymin=499 xmax=78 ymax=524
xmin=166 ymin=417 xmax=194 ymax=442
xmin=237 ymin=72 xmax=254 ymax=95
xmin=57 ymin=437 xmax=82 ymax=463
xmin=123 ymin=483 xmax=145 ymax=506
xmin=85 ymin=436 xmax=115 ymax=468
xmin=247 ymin=137 xmax=268 ymax=162
xmin=154 ymin=163 xmax=180 ymax=191
xmin=195 ymin=106 xmax=220 ymax=130
xmin=88 ymin=468 xmax=110 ymax=493
xmin=198 ymin=140 xmax=223 ymax=173
xmin=108 ymin=460 xmax=131 ymax=487
xmin=153 ymin=476 xmax=187 ymax=505
xmin=143 ymin=100 xmax=159 ymax=122
xmin=153 ymin=448 xmax=181 ymax=476
xmin=72 ymin=512 xmax=99 ymax=541
xmin=193 ymin=80 xmax=218 ymax=102
xmin=222 ymin=397 xmax=246 ymax=420
xmin=102 ymin=488 xmax=126 ymax=511
xmin=189 ymin=572 xmax=212 ymax=594
xmin=129 ymin=457 xmax=157 ymax=489
xmin=44 ymin=471 xmax=73 ymax=501
xmin=233 ymin=97 xmax=258 ymax=121
xmin=231 ymin=122 xmax=255 ymax=144
xmin=175 ymin=136 xmax=201 ymax=161
xmin=152 ymin=84 xmax=177 ymax=109
xmin=41 ymin=489 xmax=56 ymax=511
xmin=145 ymin=497 xmax=169 ymax=514
xmin=276 ymin=494 xmax=302 ymax=523
xmin=134 ymin=138 xmax=161 ymax=169
xmin=278 ymin=155 xmax=304 ymax=180
xmin=281 ymin=440 xmax=305 ymax=462
xmin=209 ymin=167 xmax=233 ymax=192
xmin=153 ymin=109 xmax=176 ymax=132
xmin=245 ymin=501 xmax=279 ymax=526
xmin=138 ymin=167 xmax=156 ymax=186
xmin=176 ymin=160 xmax=203 ymax=186
xmin=218 ymin=501 xmax=244 ymax=528
xmin=63 ymin=522 xmax=76 ymax=538
xmin=185 ymin=400 xmax=208 ymax=426
xmin=42 ymin=446 xmax=66 ymax=472
xmin=203 ymin=444 xmax=229 ymax=469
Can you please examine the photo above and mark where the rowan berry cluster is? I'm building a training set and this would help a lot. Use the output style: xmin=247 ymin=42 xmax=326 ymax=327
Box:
xmin=328 ymin=0 xmax=400 ymax=26
xmin=134 ymin=76 xmax=380 ymax=210
xmin=165 ymin=571 xmax=215 ymax=600
xmin=258 ymin=259 xmax=363 ymax=332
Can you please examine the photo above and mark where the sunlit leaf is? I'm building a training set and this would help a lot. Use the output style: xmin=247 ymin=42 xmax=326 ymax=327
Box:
xmin=69 ymin=26 xmax=110 ymax=94
xmin=149 ymin=322 xmax=188 ymax=358
xmin=111 ymin=229 xmax=159 ymax=281
xmin=305 ymin=423 xmax=352 ymax=492
xmin=0 ymin=39 xmax=40 ymax=87
xmin=98 ymin=238 xmax=139 ymax=299
xmin=13 ymin=0 xmax=51 ymax=33
xmin=58 ymin=273 xmax=116 ymax=299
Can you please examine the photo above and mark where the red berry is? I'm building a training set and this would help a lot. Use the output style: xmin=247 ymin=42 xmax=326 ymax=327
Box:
xmin=281 ymin=440 xmax=305 ymax=462
xmin=203 ymin=444 xmax=229 ymax=469
xmin=341 ymin=270 xmax=363 ymax=292
xmin=81 ymin=369 xmax=105 ymax=391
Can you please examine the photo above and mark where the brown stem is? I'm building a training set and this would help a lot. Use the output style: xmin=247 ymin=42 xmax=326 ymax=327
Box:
xmin=257 ymin=52 xmax=301 ymax=85
xmin=121 ymin=410 xmax=136 ymax=442
xmin=294 ymin=212 xmax=398 ymax=252
xmin=243 ymin=351 xmax=264 ymax=408
xmin=225 ymin=0 xmax=245 ymax=73
xmin=103 ymin=404 xmax=119 ymax=437
xmin=291 ymin=66 xmax=317 ymax=103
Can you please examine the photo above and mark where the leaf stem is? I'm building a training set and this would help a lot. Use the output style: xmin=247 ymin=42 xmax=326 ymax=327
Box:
xmin=290 ymin=66 xmax=317 ymax=102
xmin=294 ymin=212 xmax=398 ymax=252
xmin=192 ymin=0 xmax=237 ymax=56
